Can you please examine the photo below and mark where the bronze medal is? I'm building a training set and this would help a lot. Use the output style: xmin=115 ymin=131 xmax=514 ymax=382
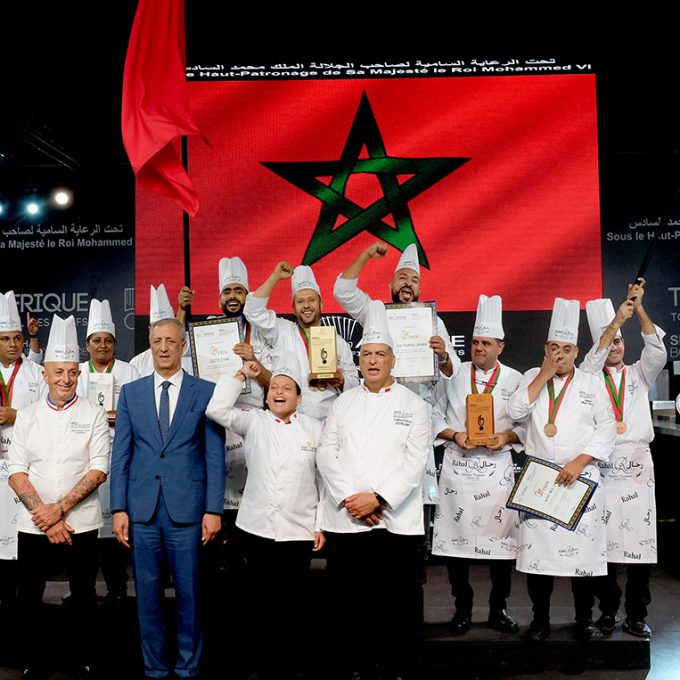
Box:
xmin=616 ymin=421 xmax=627 ymax=435
xmin=544 ymin=422 xmax=558 ymax=437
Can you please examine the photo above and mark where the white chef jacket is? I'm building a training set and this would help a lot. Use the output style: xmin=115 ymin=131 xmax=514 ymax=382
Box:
xmin=206 ymin=315 xmax=275 ymax=510
xmin=507 ymin=366 xmax=616 ymax=576
xmin=206 ymin=376 xmax=323 ymax=541
xmin=0 ymin=357 xmax=47 ymax=559
xmin=76 ymin=358 xmax=140 ymax=538
xmin=8 ymin=396 xmax=110 ymax=535
xmin=580 ymin=327 xmax=667 ymax=563
xmin=317 ymin=381 xmax=430 ymax=535
xmin=333 ymin=274 xmax=457 ymax=503
xmin=431 ymin=361 xmax=522 ymax=559
xmin=244 ymin=294 xmax=359 ymax=422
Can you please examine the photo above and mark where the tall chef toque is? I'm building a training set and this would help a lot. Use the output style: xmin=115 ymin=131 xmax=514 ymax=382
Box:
xmin=585 ymin=298 xmax=620 ymax=345
xmin=149 ymin=284 xmax=175 ymax=323
xmin=473 ymin=294 xmax=504 ymax=340
xmin=291 ymin=265 xmax=321 ymax=299
xmin=45 ymin=315 xmax=80 ymax=362
xmin=395 ymin=242 xmax=420 ymax=275
xmin=359 ymin=300 xmax=394 ymax=348
xmin=0 ymin=291 xmax=22 ymax=332
xmin=547 ymin=298 xmax=580 ymax=344
xmin=218 ymin=256 xmax=249 ymax=292
xmin=86 ymin=298 xmax=116 ymax=339
xmin=270 ymin=350 xmax=303 ymax=390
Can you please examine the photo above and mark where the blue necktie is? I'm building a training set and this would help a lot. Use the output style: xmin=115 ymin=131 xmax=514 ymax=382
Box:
xmin=159 ymin=380 xmax=171 ymax=441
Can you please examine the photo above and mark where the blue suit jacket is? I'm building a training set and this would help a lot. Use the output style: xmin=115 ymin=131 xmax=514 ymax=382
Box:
xmin=110 ymin=372 xmax=225 ymax=523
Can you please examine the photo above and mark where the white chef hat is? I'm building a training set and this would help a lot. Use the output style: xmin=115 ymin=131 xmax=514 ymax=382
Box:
xmin=86 ymin=299 xmax=116 ymax=339
xmin=359 ymin=300 xmax=394 ymax=348
xmin=547 ymin=298 xmax=580 ymax=344
xmin=473 ymin=294 xmax=504 ymax=340
xmin=0 ymin=291 xmax=22 ymax=332
xmin=218 ymin=257 xmax=249 ymax=293
xmin=395 ymin=243 xmax=420 ymax=275
xmin=291 ymin=265 xmax=321 ymax=299
xmin=270 ymin=350 xmax=303 ymax=390
xmin=150 ymin=284 xmax=175 ymax=323
xmin=44 ymin=315 xmax=80 ymax=362
xmin=585 ymin=298 xmax=620 ymax=345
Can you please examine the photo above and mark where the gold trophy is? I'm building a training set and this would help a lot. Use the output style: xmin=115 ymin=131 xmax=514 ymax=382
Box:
xmin=308 ymin=326 xmax=339 ymax=389
xmin=465 ymin=393 xmax=495 ymax=446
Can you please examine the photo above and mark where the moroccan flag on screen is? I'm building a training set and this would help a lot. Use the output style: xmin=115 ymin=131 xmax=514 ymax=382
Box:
xmin=135 ymin=75 xmax=601 ymax=314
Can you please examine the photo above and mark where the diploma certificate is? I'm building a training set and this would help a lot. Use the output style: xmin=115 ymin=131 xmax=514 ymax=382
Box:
xmin=385 ymin=302 xmax=437 ymax=382
xmin=189 ymin=318 xmax=250 ymax=393
xmin=506 ymin=456 xmax=598 ymax=530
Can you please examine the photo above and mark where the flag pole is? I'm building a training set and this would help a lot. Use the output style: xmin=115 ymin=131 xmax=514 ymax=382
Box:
xmin=182 ymin=135 xmax=191 ymax=322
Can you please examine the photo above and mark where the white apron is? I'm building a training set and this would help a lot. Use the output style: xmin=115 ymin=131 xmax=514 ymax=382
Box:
xmin=580 ymin=329 xmax=666 ymax=565
xmin=598 ymin=442 xmax=656 ymax=563
xmin=0 ymin=359 xmax=45 ymax=559
xmin=517 ymin=463 xmax=607 ymax=576
xmin=432 ymin=361 xmax=521 ymax=559
xmin=508 ymin=367 xmax=616 ymax=577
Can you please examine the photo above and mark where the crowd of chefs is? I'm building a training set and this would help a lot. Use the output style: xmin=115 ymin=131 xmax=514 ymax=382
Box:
xmin=0 ymin=240 xmax=668 ymax=680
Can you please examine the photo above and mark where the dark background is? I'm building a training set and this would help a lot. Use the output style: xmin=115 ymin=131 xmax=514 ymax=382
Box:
xmin=1 ymin=5 xmax=679 ymax=376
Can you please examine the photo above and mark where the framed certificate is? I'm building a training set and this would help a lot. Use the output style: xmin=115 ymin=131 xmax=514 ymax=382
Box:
xmin=505 ymin=456 xmax=598 ymax=531
xmin=189 ymin=318 xmax=250 ymax=393
xmin=384 ymin=302 xmax=438 ymax=382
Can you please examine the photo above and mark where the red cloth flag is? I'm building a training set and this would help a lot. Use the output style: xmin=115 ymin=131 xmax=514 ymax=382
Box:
xmin=136 ymin=75 xmax=601 ymax=313
xmin=122 ymin=0 xmax=202 ymax=216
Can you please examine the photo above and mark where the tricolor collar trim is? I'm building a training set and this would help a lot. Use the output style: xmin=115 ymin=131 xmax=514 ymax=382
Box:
xmin=46 ymin=394 xmax=79 ymax=411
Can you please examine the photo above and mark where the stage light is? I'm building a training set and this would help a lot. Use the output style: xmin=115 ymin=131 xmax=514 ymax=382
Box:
xmin=51 ymin=187 xmax=73 ymax=208
xmin=25 ymin=201 xmax=41 ymax=216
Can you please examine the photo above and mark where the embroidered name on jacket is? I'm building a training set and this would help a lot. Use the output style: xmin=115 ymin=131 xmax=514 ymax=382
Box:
xmin=392 ymin=410 xmax=413 ymax=427
xmin=578 ymin=390 xmax=595 ymax=406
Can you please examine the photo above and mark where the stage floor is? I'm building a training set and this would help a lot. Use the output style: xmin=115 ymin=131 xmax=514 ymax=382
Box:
xmin=0 ymin=559 xmax=678 ymax=679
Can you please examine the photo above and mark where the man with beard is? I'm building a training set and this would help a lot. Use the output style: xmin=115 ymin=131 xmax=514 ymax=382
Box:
xmin=244 ymin=262 xmax=359 ymax=422
xmin=334 ymin=241 xmax=458 ymax=390
xmin=581 ymin=280 xmax=666 ymax=638
xmin=179 ymin=257 xmax=273 ymax=663
xmin=179 ymin=258 xmax=273 ymax=510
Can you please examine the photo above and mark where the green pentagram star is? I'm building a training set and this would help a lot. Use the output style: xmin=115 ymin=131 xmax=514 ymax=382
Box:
xmin=261 ymin=92 xmax=470 ymax=268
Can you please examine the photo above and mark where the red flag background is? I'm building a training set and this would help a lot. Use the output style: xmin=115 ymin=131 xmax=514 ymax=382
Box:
xmin=135 ymin=75 xmax=600 ymax=315
xmin=122 ymin=0 xmax=202 ymax=217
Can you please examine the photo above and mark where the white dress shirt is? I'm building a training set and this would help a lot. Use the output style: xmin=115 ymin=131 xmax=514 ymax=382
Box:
xmin=153 ymin=369 xmax=184 ymax=424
